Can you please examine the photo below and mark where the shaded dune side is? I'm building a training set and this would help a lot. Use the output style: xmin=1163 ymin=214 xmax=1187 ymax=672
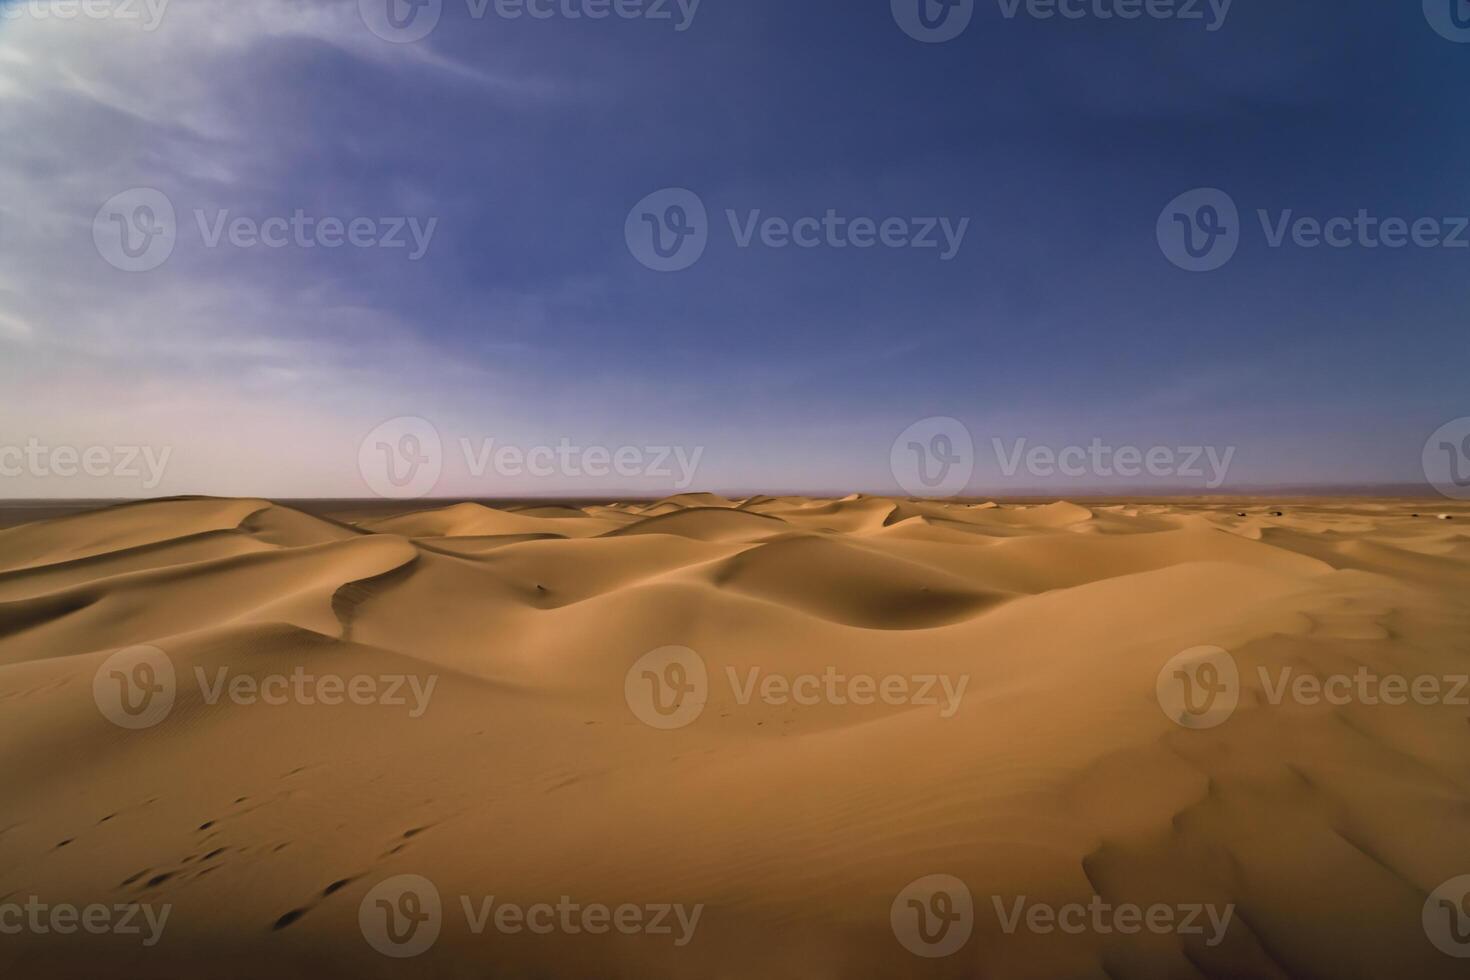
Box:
xmin=708 ymin=534 xmax=1014 ymax=630
xmin=0 ymin=497 xmax=271 ymax=572
xmin=0 ymin=535 xmax=420 ymax=664
xmin=0 ymin=529 xmax=274 ymax=602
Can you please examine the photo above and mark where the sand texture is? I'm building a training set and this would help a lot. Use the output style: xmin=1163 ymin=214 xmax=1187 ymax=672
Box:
xmin=1 ymin=495 xmax=1469 ymax=978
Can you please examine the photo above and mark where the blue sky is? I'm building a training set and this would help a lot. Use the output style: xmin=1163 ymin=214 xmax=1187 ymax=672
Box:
xmin=0 ymin=0 xmax=1466 ymax=497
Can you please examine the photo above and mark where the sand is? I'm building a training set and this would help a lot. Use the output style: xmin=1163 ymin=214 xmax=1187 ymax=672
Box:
xmin=1 ymin=495 xmax=1468 ymax=978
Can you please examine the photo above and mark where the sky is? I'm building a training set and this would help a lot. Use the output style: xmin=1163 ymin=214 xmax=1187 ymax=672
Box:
xmin=0 ymin=0 xmax=1467 ymax=499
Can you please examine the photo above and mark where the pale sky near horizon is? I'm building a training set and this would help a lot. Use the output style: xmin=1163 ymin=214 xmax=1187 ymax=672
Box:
xmin=1 ymin=0 xmax=1467 ymax=499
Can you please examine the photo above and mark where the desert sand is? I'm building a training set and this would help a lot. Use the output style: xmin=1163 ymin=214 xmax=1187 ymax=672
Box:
xmin=1 ymin=494 xmax=1468 ymax=978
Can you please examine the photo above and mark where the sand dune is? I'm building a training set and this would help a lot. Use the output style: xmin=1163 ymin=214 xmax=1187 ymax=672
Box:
xmin=1 ymin=495 xmax=1468 ymax=978
xmin=606 ymin=505 xmax=790 ymax=542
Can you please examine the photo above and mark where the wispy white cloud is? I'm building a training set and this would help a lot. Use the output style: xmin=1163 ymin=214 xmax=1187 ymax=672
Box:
xmin=0 ymin=0 xmax=572 ymax=495
xmin=0 ymin=309 xmax=33 ymax=341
